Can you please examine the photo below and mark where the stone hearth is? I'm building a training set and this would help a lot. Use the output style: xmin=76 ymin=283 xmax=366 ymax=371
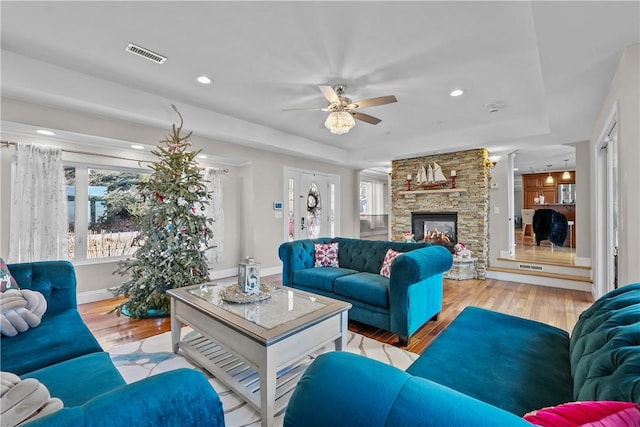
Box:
xmin=391 ymin=148 xmax=491 ymax=278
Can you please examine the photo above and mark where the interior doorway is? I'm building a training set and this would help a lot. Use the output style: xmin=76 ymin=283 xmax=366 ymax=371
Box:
xmin=594 ymin=110 xmax=619 ymax=298
xmin=510 ymin=146 xmax=577 ymax=267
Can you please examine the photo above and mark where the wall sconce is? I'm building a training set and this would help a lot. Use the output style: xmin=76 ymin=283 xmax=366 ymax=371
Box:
xmin=488 ymin=155 xmax=501 ymax=169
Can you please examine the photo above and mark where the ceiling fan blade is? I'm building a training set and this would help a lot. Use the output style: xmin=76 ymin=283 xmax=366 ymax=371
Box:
xmin=283 ymin=107 xmax=328 ymax=111
xmin=319 ymin=85 xmax=340 ymax=104
xmin=348 ymin=95 xmax=398 ymax=109
xmin=352 ymin=112 xmax=382 ymax=125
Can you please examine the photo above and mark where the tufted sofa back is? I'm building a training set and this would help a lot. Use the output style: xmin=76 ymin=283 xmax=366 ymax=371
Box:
xmin=569 ymin=282 xmax=640 ymax=403
xmin=278 ymin=238 xmax=432 ymax=286
xmin=332 ymin=238 xmax=431 ymax=273
xmin=8 ymin=260 xmax=78 ymax=315
xmin=282 ymin=238 xmax=430 ymax=271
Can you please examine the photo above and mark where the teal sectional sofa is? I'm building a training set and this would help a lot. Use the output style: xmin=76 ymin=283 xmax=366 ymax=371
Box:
xmin=284 ymin=283 xmax=640 ymax=426
xmin=278 ymin=238 xmax=453 ymax=345
xmin=3 ymin=260 xmax=224 ymax=427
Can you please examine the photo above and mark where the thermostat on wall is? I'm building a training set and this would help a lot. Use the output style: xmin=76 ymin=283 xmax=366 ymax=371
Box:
xmin=273 ymin=202 xmax=283 ymax=210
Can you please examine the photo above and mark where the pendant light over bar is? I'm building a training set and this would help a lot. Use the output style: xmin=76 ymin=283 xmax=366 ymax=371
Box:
xmin=562 ymin=159 xmax=571 ymax=180
xmin=546 ymin=165 xmax=554 ymax=184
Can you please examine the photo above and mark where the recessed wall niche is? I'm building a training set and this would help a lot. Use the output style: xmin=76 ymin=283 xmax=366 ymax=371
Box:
xmin=391 ymin=148 xmax=491 ymax=278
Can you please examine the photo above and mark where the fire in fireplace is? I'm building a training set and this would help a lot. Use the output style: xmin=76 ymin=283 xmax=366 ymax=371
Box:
xmin=411 ymin=212 xmax=457 ymax=252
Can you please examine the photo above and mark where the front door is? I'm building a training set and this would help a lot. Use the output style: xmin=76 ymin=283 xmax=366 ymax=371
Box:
xmin=284 ymin=168 xmax=339 ymax=241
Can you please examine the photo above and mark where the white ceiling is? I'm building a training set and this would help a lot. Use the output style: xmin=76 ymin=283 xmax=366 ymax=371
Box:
xmin=1 ymin=1 xmax=638 ymax=174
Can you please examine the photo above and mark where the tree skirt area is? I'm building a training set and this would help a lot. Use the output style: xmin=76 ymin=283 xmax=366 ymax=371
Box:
xmin=109 ymin=327 xmax=419 ymax=427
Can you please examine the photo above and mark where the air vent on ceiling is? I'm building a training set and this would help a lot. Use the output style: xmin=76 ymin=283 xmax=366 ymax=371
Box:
xmin=125 ymin=43 xmax=167 ymax=64
xmin=484 ymin=100 xmax=505 ymax=114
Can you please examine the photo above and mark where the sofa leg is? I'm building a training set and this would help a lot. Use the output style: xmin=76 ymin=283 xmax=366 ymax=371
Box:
xmin=398 ymin=335 xmax=409 ymax=347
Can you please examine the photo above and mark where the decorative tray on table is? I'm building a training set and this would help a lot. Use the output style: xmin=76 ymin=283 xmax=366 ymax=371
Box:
xmin=219 ymin=283 xmax=275 ymax=304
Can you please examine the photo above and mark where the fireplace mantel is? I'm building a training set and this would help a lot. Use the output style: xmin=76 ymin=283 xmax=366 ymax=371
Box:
xmin=399 ymin=188 xmax=467 ymax=195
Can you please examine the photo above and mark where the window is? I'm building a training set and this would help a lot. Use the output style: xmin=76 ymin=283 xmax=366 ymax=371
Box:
xmin=66 ymin=165 xmax=149 ymax=261
xmin=360 ymin=180 xmax=385 ymax=215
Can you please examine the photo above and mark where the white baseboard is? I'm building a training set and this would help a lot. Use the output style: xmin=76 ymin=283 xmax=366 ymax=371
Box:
xmin=77 ymin=266 xmax=283 ymax=304
xmin=485 ymin=270 xmax=592 ymax=293
xmin=77 ymin=289 xmax=116 ymax=304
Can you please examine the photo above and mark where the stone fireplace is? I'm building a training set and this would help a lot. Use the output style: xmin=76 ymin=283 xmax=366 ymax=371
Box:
xmin=412 ymin=212 xmax=457 ymax=252
xmin=391 ymin=148 xmax=491 ymax=278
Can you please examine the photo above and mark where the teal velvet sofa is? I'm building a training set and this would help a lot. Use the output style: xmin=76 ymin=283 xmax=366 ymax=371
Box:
xmin=284 ymin=283 xmax=640 ymax=426
xmin=3 ymin=260 xmax=224 ymax=427
xmin=278 ymin=238 xmax=453 ymax=345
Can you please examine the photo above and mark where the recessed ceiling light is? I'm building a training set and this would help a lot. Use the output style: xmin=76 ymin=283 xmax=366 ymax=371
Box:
xmin=197 ymin=154 xmax=207 ymax=159
xmin=450 ymin=89 xmax=465 ymax=97
xmin=131 ymin=144 xmax=145 ymax=150
xmin=36 ymin=129 xmax=55 ymax=136
xmin=196 ymin=75 xmax=212 ymax=85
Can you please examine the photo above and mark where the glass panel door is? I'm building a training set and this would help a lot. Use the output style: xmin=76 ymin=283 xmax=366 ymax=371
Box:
xmin=284 ymin=168 xmax=339 ymax=241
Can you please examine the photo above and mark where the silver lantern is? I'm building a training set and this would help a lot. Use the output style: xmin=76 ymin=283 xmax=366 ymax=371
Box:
xmin=238 ymin=257 xmax=260 ymax=295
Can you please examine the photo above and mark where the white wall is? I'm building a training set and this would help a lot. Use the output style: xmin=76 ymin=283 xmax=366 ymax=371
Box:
xmin=1 ymin=98 xmax=357 ymax=298
xmin=488 ymin=159 xmax=510 ymax=261
xmin=573 ymin=141 xmax=591 ymax=260
xmin=590 ymin=44 xmax=640 ymax=286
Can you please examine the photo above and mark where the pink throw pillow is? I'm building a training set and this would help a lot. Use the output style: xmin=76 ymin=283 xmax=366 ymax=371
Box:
xmin=380 ymin=249 xmax=402 ymax=278
xmin=314 ymin=243 xmax=339 ymax=267
xmin=523 ymin=401 xmax=640 ymax=427
xmin=0 ymin=258 xmax=19 ymax=292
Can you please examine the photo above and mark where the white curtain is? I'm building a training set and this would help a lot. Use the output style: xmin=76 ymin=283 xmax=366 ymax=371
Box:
xmin=371 ymin=181 xmax=385 ymax=215
xmin=362 ymin=181 xmax=386 ymax=215
xmin=9 ymin=143 xmax=68 ymax=262
xmin=203 ymin=167 xmax=224 ymax=263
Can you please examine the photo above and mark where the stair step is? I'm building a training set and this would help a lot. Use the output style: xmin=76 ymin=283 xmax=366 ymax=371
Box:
xmin=488 ymin=266 xmax=592 ymax=283
xmin=497 ymin=256 xmax=591 ymax=270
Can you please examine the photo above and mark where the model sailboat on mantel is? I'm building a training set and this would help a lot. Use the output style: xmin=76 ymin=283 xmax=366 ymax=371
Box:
xmin=416 ymin=162 xmax=448 ymax=188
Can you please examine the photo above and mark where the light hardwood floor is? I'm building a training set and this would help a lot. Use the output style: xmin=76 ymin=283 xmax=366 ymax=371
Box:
xmin=80 ymin=276 xmax=593 ymax=355
xmin=514 ymin=227 xmax=577 ymax=267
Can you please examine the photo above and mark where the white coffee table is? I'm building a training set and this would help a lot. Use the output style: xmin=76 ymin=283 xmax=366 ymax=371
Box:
xmin=167 ymin=283 xmax=351 ymax=427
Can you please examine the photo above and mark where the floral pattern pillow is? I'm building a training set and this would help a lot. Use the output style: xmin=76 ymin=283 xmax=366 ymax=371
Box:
xmin=314 ymin=243 xmax=339 ymax=267
xmin=380 ymin=248 xmax=402 ymax=278
xmin=0 ymin=258 xmax=19 ymax=292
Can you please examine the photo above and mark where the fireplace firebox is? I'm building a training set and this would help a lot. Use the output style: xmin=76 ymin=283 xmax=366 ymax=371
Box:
xmin=411 ymin=212 xmax=457 ymax=252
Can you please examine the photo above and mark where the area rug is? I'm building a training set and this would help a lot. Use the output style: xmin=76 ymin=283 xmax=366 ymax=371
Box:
xmin=109 ymin=328 xmax=418 ymax=427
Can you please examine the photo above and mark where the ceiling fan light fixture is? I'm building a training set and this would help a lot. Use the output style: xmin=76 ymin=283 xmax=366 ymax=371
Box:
xmin=324 ymin=111 xmax=355 ymax=134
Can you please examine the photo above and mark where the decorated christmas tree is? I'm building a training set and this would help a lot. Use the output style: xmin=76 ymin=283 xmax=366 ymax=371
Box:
xmin=112 ymin=106 xmax=213 ymax=317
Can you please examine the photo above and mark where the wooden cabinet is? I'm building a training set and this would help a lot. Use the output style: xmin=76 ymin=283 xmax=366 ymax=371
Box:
xmin=541 ymin=188 xmax=557 ymax=204
xmin=523 ymin=173 xmax=555 ymax=209
xmin=522 ymin=171 xmax=574 ymax=209
xmin=523 ymin=175 xmax=541 ymax=190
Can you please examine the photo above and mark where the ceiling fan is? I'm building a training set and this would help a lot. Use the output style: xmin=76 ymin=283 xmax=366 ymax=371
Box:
xmin=284 ymin=84 xmax=398 ymax=134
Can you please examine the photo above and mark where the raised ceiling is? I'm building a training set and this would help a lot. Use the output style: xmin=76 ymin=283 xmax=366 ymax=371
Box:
xmin=1 ymin=1 xmax=638 ymax=172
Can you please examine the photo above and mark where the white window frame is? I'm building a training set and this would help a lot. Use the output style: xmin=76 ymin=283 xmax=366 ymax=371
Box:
xmin=65 ymin=161 xmax=150 ymax=263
